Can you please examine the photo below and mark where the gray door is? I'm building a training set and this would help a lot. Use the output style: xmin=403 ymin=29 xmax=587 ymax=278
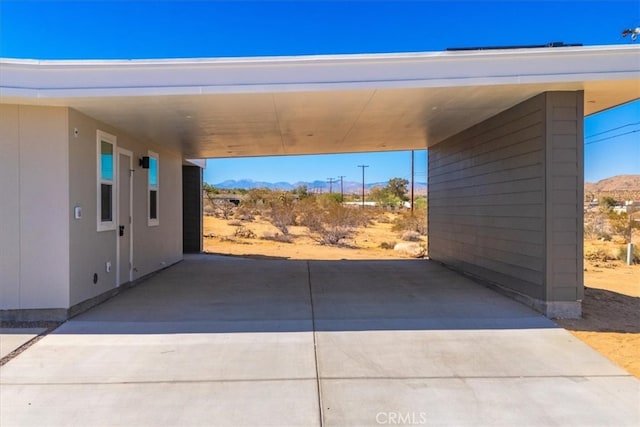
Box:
xmin=118 ymin=151 xmax=132 ymax=286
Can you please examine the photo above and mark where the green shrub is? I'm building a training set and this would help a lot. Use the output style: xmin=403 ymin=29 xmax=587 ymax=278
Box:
xmin=617 ymin=245 xmax=640 ymax=264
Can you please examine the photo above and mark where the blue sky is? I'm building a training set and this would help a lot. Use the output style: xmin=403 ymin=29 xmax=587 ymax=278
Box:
xmin=205 ymin=150 xmax=428 ymax=184
xmin=1 ymin=1 xmax=638 ymax=184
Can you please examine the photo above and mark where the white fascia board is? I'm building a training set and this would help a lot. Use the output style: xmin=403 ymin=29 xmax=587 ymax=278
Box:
xmin=185 ymin=159 xmax=206 ymax=169
xmin=1 ymin=45 xmax=639 ymax=99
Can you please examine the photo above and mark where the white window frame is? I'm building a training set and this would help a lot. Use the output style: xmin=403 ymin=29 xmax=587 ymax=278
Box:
xmin=97 ymin=130 xmax=117 ymax=232
xmin=148 ymin=150 xmax=159 ymax=226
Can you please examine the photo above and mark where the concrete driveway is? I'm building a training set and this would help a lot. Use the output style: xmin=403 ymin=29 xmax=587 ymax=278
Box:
xmin=1 ymin=254 xmax=638 ymax=426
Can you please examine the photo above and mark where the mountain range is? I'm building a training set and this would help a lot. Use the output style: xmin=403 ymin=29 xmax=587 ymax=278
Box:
xmin=211 ymin=175 xmax=639 ymax=197
xmin=584 ymin=174 xmax=640 ymax=200
xmin=212 ymin=179 xmax=428 ymax=195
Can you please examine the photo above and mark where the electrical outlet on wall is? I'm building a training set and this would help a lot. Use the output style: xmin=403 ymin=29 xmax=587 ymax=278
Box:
xmin=106 ymin=262 xmax=111 ymax=273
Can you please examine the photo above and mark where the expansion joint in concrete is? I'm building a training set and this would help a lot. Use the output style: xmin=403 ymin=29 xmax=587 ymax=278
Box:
xmin=306 ymin=261 xmax=324 ymax=427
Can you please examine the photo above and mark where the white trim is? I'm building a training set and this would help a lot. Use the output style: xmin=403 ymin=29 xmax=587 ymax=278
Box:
xmin=1 ymin=45 xmax=638 ymax=98
xmin=147 ymin=150 xmax=159 ymax=227
xmin=116 ymin=148 xmax=133 ymax=286
xmin=96 ymin=130 xmax=116 ymax=232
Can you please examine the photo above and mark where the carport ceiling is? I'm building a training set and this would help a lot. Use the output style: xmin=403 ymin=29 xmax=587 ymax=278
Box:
xmin=1 ymin=45 xmax=638 ymax=158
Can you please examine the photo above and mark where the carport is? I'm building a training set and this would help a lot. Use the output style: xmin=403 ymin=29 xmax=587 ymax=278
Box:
xmin=2 ymin=255 xmax=638 ymax=426
xmin=1 ymin=44 xmax=639 ymax=319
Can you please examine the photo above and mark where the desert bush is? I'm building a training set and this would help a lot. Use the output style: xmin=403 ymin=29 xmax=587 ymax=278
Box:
xmin=369 ymin=186 xmax=403 ymax=209
xmin=233 ymin=226 xmax=256 ymax=239
xmin=616 ymin=245 xmax=640 ymax=264
xmin=269 ymin=205 xmax=295 ymax=235
xmin=234 ymin=205 xmax=255 ymax=222
xmin=262 ymin=231 xmax=295 ymax=243
xmin=213 ymin=200 xmax=236 ymax=219
xmin=227 ymin=219 xmax=243 ymax=227
xmin=584 ymin=247 xmax=611 ymax=262
xmin=317 ymin=226 xmax=353 ymax=246
xmin=379 ymin=241 xmax=396 ymax=250
xmin=401 ymin=231 xmax=422 ymax=242
xmin=392 ymin=208 xmax=427 ymax=235
xmin=314 ymin=204 xmax=368 ymax=246
xmin=584 ymin=211 xmax=609 ymax=240
xmin=375 ymin=214 xmax=392 ymax=224
xmin=294 ymin=197 xmax=325 ymax=232
xmin=607 ymin=211 xmax=640 ymax=243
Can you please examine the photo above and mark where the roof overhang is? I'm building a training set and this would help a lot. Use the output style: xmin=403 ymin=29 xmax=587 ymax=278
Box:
xmin=1 ymin=45 xmax=638 ymax=158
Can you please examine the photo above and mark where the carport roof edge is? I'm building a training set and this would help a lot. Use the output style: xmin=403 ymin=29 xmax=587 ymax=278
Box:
xmin=1 ymin=45 xmax=638 ymax=158
xmin=1 ymin=44 xmax=639 ymax=99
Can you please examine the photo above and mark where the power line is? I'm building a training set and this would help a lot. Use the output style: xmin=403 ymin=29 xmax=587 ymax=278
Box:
xmin=327 ymin=177 xmax=337 ymax=193
xmin=338 ymin=175 xmax=346 ymax=200
xmin=584 ymin=129 xmax=639 ymax=146
xmin=357 ymin=165 xmax=369 ymax=208
xmin=585 ymin=122 xmax=640 ymax=140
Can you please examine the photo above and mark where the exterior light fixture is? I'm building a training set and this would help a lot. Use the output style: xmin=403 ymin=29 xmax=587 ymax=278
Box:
xmin=139 ymin=156 xmax=150 ymax=169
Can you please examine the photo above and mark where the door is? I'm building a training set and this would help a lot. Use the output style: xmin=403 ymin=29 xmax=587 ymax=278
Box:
xmin=117 ymin=149 xmax=133 ymax=286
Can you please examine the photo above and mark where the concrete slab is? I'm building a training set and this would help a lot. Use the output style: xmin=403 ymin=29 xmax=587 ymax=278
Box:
xmin=320 ymin=377 xmax=639 ymax=427
xmin=1 ymin=256 xmax=638 ymax=426
xmin=0 ymin=328 xmax=45 ymax=359
xmin=1 ymin=380 xmax=320 ymax=427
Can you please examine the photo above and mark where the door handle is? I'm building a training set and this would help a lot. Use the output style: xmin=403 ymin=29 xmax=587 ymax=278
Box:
xmin=119 ymin=225 xmax=125 ymax=236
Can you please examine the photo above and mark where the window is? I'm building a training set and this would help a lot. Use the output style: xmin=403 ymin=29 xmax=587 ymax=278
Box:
xmin=148 ymin=151 xmax=159 ymax=226
xmin=97 ymin=131 xmax=116 ymax=231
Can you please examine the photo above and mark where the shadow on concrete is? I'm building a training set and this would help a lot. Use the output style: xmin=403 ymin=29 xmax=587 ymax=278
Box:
xmin=556 ymin=287 xmax=640 ymax=333
xmin=54 ymin=255 xmax=556 ymax=335
xmin=203 ymin=251 xmax=291 ymax=261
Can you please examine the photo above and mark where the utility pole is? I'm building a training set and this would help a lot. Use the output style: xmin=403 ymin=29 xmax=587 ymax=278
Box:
xmin=327 ymin=177 xmax=337 ymax=194
xmin=357 ymin=165 xmax=369 ymax=208
xmin=338 ymin=175 xmax=346 ymax=201
xmin=411 ymin=150 xmax=415 ymax=213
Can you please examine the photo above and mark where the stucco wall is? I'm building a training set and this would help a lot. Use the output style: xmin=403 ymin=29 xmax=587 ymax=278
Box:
xmin=0 ymin=105 xmax=70 ymax=310
xmin=68 ymin=109 xmax=183 ymax=307
xmin=428 ymin=92 xmax=583 ymax=317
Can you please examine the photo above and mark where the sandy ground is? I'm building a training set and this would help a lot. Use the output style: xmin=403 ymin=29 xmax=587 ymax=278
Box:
xmin=203 ymin=215 xmax=639 ymax=378
xmin=203 ymin=214 xmax=415 ymax=260
xmin=557 ymin=241 xmax=640 ymax=378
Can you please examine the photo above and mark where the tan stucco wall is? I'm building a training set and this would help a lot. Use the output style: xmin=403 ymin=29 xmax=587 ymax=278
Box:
xmin=68 ymin=109 xmax=183 ymax=306
xmin=0 ymin=105 xmax=70 ymax=310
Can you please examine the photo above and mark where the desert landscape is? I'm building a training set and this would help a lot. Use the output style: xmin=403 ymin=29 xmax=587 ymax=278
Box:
xmin=202 ymin=175 xmax=640 ymax=378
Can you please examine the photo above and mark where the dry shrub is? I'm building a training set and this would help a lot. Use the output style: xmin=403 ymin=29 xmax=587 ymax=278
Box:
xmin=375 ymin=214 xmax=392 ymax=224
xmin=233 ymin=204 xmax=255 ymax=221
xmin=401 ymin=231 xmax=422 ymax=242
xmin=379 ymin=241 xmax=396 ymax=250
xmin=584 ymin=211 xmax=610 ymax=240
xmin=269 ymin=205 xmax=295 ymax=235
xmin=315 ymin=204 xmax=365 ymax=246
xmin=392 ymin=208 xmax=427 ymax=235
xmin=294 ymin=198 xmax=324 ymax=232
xmin=262 ymin=231 xmax=295 ymax=243
xmin=317 ymin=226 xmax=353 ymax=246
xmin=233 ymin=226 xmax=256 ymax=239
xmin=213 ymin=200 xmax=236 ymax=219
xmin=584 ymin=247 xmax=618 ymax=262
xmin=227 ymin=219 xmax=243 ymax=227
